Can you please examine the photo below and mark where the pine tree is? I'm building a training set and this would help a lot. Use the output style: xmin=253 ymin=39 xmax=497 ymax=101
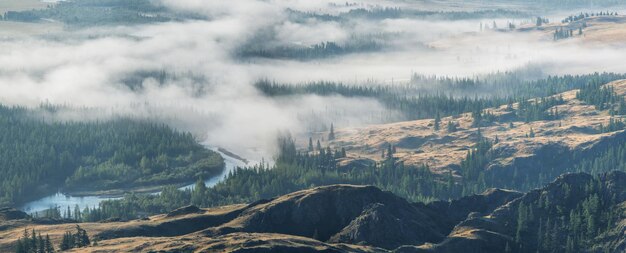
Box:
xmin=44 ymin=235 xmax=54 ymax=253
xmin=191 ymin=178 xmax=207 ymax=206
xmin=30 ymin=229 xmax=37 ymax=251
xmin=434 ymin=112 xmax=441 ymax=131
xmin=447 ymin=121 xmax=457 ymax=132
xmin=15 ymin=239 xmax=25 ymax=253
xmin=308 ymin=137 xmax=313 ymax=152
xmin=21 ymin=229 xmax=30 ymax=253
xmin=38 ymin=233 xmax=44 ymax=253
xmin=328 ymin=123 xmax=335 ymax=141
xmin=516 ymin=202 xmax=528 ymax=243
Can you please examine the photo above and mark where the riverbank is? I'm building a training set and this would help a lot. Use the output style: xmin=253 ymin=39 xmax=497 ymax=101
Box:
xmin=20 ymin=147 xmax=250 ymax=214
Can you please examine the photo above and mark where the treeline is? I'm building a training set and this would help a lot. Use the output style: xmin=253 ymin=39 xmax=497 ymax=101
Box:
xmin=14 ymin=229 xmax=55 ymax=253
xmin=554 ymin=27 xmax=583 ymax=40
xmin=409 ymin=72 xmax=626 ymax=98
xmin=257 ymin=72 xmax=626 ymax=121
xmin=576 ymin=79 xmax=626 ymax=113
xmin=340 ymin=8 xmax=529 ymax=20
xmin=1 ymin=0 xmax=199 ymax=26
xmin=285 ymin=7 xmax=529 ymax=23
xmin=256 ymin=79 xmax=510 ymax=120
xmin=516 ymin=95 xmax=564 ymax=122
xmin=14 ymin=226 xmax=91 ymax=253
xmin=237 ymin=40 xmax=383 ymax=60
xmin=562 ymin=11 xmax=619 ymax=23
xmin=0 ymin=104 xmax=223 ymax=206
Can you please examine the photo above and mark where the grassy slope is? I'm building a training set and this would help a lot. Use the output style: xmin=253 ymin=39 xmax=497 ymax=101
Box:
xmin=328 ymin=80 xmax=626 ymax=175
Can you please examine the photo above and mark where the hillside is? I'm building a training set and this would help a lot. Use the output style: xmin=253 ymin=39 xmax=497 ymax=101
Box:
xmin=1 ymin=172 xmax=624 ymax=252
xmin=0 ymin=184 xmax=521 ymax=252
xmin=329 ymin=79 xmax=626 ymax=188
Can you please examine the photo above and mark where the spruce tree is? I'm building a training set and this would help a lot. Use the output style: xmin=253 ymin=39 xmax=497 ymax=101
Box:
xmin=44 ymin=235 xmax=54 ymax=253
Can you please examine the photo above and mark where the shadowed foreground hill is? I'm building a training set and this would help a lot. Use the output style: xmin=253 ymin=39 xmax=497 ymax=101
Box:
xmin=402 ymin=171 xmax=626 ymax=253
xmin=0 ymin=184 xmax=519 ymax=252
xmin=2 ymin=172 xmax=625 ymax=252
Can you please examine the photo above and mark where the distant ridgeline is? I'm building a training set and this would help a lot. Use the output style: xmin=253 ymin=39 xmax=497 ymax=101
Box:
xmin=0 ymin=0 xmax=204 ymax=26
xmin=286 ymin=8 xmax=531 ymax=22
xmin=0 ymin=104 xmax=223 ymax=207
xmin=237 ymin=8 xmax=531 ymax=61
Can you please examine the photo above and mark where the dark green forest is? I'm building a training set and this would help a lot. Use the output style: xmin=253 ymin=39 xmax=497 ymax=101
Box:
xmin=0 ymin=105 xmax=223 ymax=207
xmin=48 ymin=74 xmax=626 ymax=222
xmin=256 ymin=72 xmax=626 ymax=121
xmin=237 ymin=40 xmax=384 ymax=60
xmin=286 ymin=7 xmax=530 ymax=22
xmin=62 ymin=123 xmax=626 ymax=223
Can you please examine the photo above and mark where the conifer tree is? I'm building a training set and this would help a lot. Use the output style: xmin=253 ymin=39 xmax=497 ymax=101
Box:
xmin=44 ymin=235 xmax=54 ymax=253
xmin=328 ymin=123 xmax=335 ymax=141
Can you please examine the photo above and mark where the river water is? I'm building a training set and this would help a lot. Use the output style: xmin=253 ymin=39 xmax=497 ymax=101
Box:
xmin=20 ymin=147 xmax=249 ymax=214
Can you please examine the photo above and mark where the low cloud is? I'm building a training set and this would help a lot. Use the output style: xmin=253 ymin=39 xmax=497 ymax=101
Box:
xmin=1 ymin=0 xmax=626 ymax=159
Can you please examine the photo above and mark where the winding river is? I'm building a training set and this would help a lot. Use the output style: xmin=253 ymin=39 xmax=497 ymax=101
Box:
xmin=20 ymin=147 xmax=249 ymax=214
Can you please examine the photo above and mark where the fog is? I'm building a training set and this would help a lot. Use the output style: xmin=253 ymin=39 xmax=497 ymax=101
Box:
xmin=1 ymin=0 xmax=626 ymax=159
